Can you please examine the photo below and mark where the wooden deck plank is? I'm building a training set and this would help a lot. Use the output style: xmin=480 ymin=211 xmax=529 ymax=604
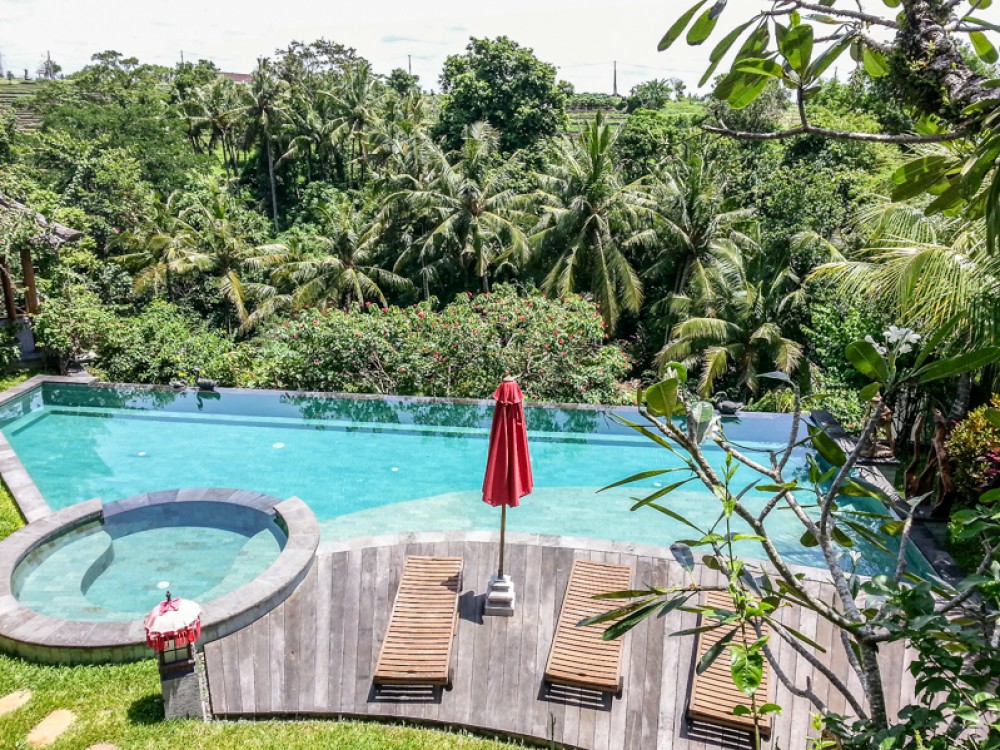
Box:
xmin=335 ymin=548 xmax=360 ymax=711
xmin=251 ymin=613 xmax=271 ymax=713
xmin=237 ymin=625 xmax=256 ymax=714
xmin=623 ymin=555 xmax=652 ymax=750
xmin=220 ymin=624 xmax=242 ymax=714
xmin=203 ymin=641 xmax=226 ymax=715
xmin=501 ymin=540 xmax=527 ymax=723
xmin=283 ymin=564 xmax=305 ymax=713
xmin=354 ymin=546 xmax=378 ymax=708
xmin=311 ymin=553 xmax=332 ymax=710
xmin=268 ymin=601 xmax=286 ymax=712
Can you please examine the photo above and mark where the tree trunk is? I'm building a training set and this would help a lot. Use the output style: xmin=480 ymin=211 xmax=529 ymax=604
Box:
xmin=898 ymin=0 xmax=992 ymax=116
xmin=266 ymin=137 xmax=279 ymax=233
xmin=947 ymin=372 xmax=972 ymax=422
xmin=859 ymin=641 xmax=889 ymax=730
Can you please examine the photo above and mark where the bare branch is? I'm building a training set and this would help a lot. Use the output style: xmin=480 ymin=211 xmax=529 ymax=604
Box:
xmin=935 ymin=543 xmax=999 ymax=615
xmin=769 ymin=0 xmax=899 ymax=28
xmin=892 ymin=508 xmax=916 ymax=585
xmin=768 ymin=622 xmax=870 ymax=718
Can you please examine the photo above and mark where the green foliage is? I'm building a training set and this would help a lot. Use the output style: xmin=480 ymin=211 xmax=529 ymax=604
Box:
xmin=386 ymin=68 xmax=420 ymax=96
xmin=568 ymin=92 xmax=624 ymax=111
xmin=0 ymin=481 xmax=24 ymax=543
xmin=434 ymin=37 xmax=568 ymax=153
xmin=802 ymin=294 xmax=886 ymax=389
xmin=534 ymin=114 xmax=653 ymax=330
xmin=25 ymin=130 xmax=156 ymax=249
xmin=32 ymin=286 xmax=115 ymax=374
xmin=0 ymin=103 xmax=15 ymax=164
xmin=946 ymin=396 xmax=1000 ymax=505
xmin=239 ymin=285 xmax=629 ymax=403
xmin=602 ymin=329 xmax=1000 ymax=750
xmin=625 ymin=78 xmax=677 ymax=113
xmin=615 ymin=108 xmax=701 ymax=183
xmin=93 ymin=301 xmax=238 ymax=385
xmin=706 ymin=80 xmax=789 ymax=133
xmin=31 ymin=51 xmax=210 ymax=192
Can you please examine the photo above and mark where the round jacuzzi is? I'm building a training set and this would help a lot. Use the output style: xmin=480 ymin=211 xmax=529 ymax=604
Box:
xmin=0 ymin=488 xmax=319 ymax=663
xmin=13 ymin=501 xmax=286 ymax=621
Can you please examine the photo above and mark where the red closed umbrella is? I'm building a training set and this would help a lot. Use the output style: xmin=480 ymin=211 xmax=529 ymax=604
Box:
xmin=482 ymin=376 xmax=533 ymax=579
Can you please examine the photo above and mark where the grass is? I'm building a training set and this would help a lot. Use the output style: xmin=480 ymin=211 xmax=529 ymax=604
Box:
xmin=0 ymin=371 xmax=32 ymax=392
xmin=0 ymin=481 xmax=23 ymax=542
xmin=0 ymin=655 xmax=522 ymax=750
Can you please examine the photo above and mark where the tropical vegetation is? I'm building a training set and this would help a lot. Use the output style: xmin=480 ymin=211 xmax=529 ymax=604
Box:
xmin=1 ymin=10 xmax=1000 ymax=745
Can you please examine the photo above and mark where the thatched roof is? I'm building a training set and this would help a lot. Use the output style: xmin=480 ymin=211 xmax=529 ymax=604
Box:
xmin=0 ymin=193 xmax=84 ymax=246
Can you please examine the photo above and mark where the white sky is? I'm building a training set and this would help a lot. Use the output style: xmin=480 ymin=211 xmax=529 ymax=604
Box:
xmin=2 ymin=0 xmax=1000 ymax=94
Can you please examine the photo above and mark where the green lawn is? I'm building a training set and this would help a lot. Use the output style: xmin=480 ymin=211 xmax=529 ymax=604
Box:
xmin=0 ymin=450 xmax=519 ymax=750
xmin=0 ymin=656 xmax=520 ymax=749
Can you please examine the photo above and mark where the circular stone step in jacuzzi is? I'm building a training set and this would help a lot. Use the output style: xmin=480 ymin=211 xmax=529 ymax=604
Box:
xmin=0 ymin=488 xmax=319 ymax=663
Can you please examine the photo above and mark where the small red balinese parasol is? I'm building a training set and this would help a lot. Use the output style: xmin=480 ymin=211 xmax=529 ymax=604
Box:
xmin=143 ymin=592 xmax=202 ymax=651
xmin=482 ymin=376 xmax=534 ymax=580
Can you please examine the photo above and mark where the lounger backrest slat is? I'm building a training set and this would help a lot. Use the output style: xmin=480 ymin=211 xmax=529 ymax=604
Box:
xmin=373 ymin=555 xmax=463 ymax=687
xmin=688 ymin=590 xmax=772 ymax=738
xmin=544 ymin=558 xmax=633 ymax=694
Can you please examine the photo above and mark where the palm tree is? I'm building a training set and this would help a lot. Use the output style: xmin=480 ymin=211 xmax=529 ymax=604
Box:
xmin=649 ymin=148 xmax=757 ymax=296
xmin=387 ymin=123 xmax=531 ymax=294
xmin=115 ymin=196 xmax=206 ymax=299
xmin=532 ymin=114 xmax=657 ymax=329
xmin=243 ymin=58 xmax=290 ymax=232
xmin=172 ymin=185 xmax=284 ymax=332
xmin=326 ymin=60 xmax=387 ymax=188
xmin=809 ymin=202 xmax=1000 ymax=418
xmin=186 ymin=76 xmax=246 ymax=180
xmin=810 ymin=203 xmax=1000 ymax=352
xmin=660 ymin=242 xmax=804 ymax=396
xmin=268 ymin=195 xmax=411 ymax=312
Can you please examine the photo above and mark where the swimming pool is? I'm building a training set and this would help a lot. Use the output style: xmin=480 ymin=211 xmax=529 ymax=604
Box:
xmin=0 ymin=382 xmax=919 ymax=575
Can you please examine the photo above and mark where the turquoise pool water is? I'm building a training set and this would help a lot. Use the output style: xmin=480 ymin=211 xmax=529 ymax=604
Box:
xmin=12 ymin=501 xmax=286 ymax=621
xmin=0 ymin=383 xmax=921 ymax=575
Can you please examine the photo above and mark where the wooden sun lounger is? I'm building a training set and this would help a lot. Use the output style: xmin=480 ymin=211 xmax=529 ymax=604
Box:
xmin=373 ymin=555 xmax=463 ymax=689
xmin=544 ymin=558 xmax=633 ymax=696
xmin=688 ymin=590 xmax=773 ymax=738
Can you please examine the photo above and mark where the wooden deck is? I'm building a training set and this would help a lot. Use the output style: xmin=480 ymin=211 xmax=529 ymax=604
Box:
xmin=203 ymin=534 xmax=916 ymax=749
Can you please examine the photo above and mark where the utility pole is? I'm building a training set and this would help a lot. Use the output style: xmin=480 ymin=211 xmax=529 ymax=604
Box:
xmin=180 ymin=50 xmax=185 ymax=65
xmin=0 ymin=48 xmax=5 ymax=79
xmin=408 ymin=55 xmax=412 ymax=75
xmin=613 ymin=60 xmax=618 ymax=97
xmin=47 ymin=51 xmax=52 ymax=79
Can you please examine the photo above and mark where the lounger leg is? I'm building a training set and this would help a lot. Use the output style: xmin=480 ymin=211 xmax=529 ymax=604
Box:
xmin=615 ymin=677 xmax=623 ymax=700
xmin=445 ymin=666 xmax=454 ymax=691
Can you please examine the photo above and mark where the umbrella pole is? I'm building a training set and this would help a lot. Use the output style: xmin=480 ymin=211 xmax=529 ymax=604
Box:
xmin=498 ymin=505 xmax=506 ymax=578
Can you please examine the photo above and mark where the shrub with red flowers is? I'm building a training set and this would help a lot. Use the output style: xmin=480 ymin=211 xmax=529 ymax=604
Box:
xmin=237 ymin=284 xmax=630 ymax=403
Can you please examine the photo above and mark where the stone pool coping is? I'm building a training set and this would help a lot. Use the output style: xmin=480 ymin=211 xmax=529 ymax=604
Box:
xmin=0 ymin=488 xmax=318 ymax=664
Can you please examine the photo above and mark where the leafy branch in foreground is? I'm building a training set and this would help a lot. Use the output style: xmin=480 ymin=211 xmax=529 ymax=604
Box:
xmin=658 ymin=0 xmax=1000 ymax=250
xmin=590 ymin=330 xmax=1000 ymax=749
